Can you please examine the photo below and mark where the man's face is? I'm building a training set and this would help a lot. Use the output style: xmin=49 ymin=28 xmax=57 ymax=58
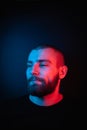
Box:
xmin=26 ymin=48 xmax=60 ymax=97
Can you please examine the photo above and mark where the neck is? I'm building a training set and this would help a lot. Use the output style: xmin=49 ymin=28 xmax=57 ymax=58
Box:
xmin=29 ymin=93 xmax=63 ymax=107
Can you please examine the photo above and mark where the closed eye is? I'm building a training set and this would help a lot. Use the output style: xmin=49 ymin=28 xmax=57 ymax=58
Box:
xmin=39 ymin=64 xmax=49 ymax=67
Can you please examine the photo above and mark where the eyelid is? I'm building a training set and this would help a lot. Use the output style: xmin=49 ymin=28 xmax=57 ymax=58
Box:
xmin=39 ymin=63 xmax=49 ymax=66
xmin=40 ymin=64 xmax=48 ymax=66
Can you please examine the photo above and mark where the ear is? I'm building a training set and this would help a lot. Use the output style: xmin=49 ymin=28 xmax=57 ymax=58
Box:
xmin=59 ymin=65 xmax=68 ymax=79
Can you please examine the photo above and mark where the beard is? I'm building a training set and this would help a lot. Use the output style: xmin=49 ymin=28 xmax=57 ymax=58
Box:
xmin=26 ymin=74 xmax=59 ymax=97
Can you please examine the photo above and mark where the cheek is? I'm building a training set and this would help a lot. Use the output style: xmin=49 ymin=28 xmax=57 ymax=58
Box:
xmin=26 ymin=68 xmax=30 ymax=79
xmin=41 ymin=69 xmax=58 ymax=81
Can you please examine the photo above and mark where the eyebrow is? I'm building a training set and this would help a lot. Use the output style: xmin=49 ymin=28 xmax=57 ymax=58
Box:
xmin=27 ymin=60 xmax=52 ymax=64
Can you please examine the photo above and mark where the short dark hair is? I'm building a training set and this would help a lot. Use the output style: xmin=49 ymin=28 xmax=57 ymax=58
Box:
xmin=32 ymin=43 xmax=63 ymax=54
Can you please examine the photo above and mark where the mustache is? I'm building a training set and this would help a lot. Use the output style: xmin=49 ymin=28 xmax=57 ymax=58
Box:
xmin=28 ymin=76 xmax=43 ymax=82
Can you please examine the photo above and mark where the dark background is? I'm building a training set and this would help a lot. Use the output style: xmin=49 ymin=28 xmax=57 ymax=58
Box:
xmin=0 ymin=1 xmax=86 ymax=101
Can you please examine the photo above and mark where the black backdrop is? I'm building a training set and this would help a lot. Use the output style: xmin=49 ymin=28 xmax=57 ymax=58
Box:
xmin=0 ymin=1 xmax=86 ymax=101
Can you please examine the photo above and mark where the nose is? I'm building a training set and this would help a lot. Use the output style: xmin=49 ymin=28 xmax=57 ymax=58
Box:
xmin=31 ymin=64 xmax=39 ymax=75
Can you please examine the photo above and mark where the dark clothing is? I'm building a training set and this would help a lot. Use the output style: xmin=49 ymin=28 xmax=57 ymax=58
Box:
xmin=0 ymin=95 xmax=85 ymax=129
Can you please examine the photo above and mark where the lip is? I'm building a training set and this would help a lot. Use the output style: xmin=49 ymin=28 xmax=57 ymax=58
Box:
xmin=31 ymin=79 xmax=40 ymax=81
xmin=29 ymin=80 xmax=41 ymax=85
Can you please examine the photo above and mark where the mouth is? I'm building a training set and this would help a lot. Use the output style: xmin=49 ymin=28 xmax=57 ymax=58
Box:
xmin=29 ymin=80 xmax=41 ymax=85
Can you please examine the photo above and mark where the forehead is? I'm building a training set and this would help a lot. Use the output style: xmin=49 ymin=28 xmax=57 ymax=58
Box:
xmin=28 ymin=48 xmax=58 ymax=61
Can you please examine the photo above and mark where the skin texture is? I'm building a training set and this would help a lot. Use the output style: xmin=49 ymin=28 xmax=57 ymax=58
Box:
xmin=26 ymin=48 xmax=68 ymax=106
